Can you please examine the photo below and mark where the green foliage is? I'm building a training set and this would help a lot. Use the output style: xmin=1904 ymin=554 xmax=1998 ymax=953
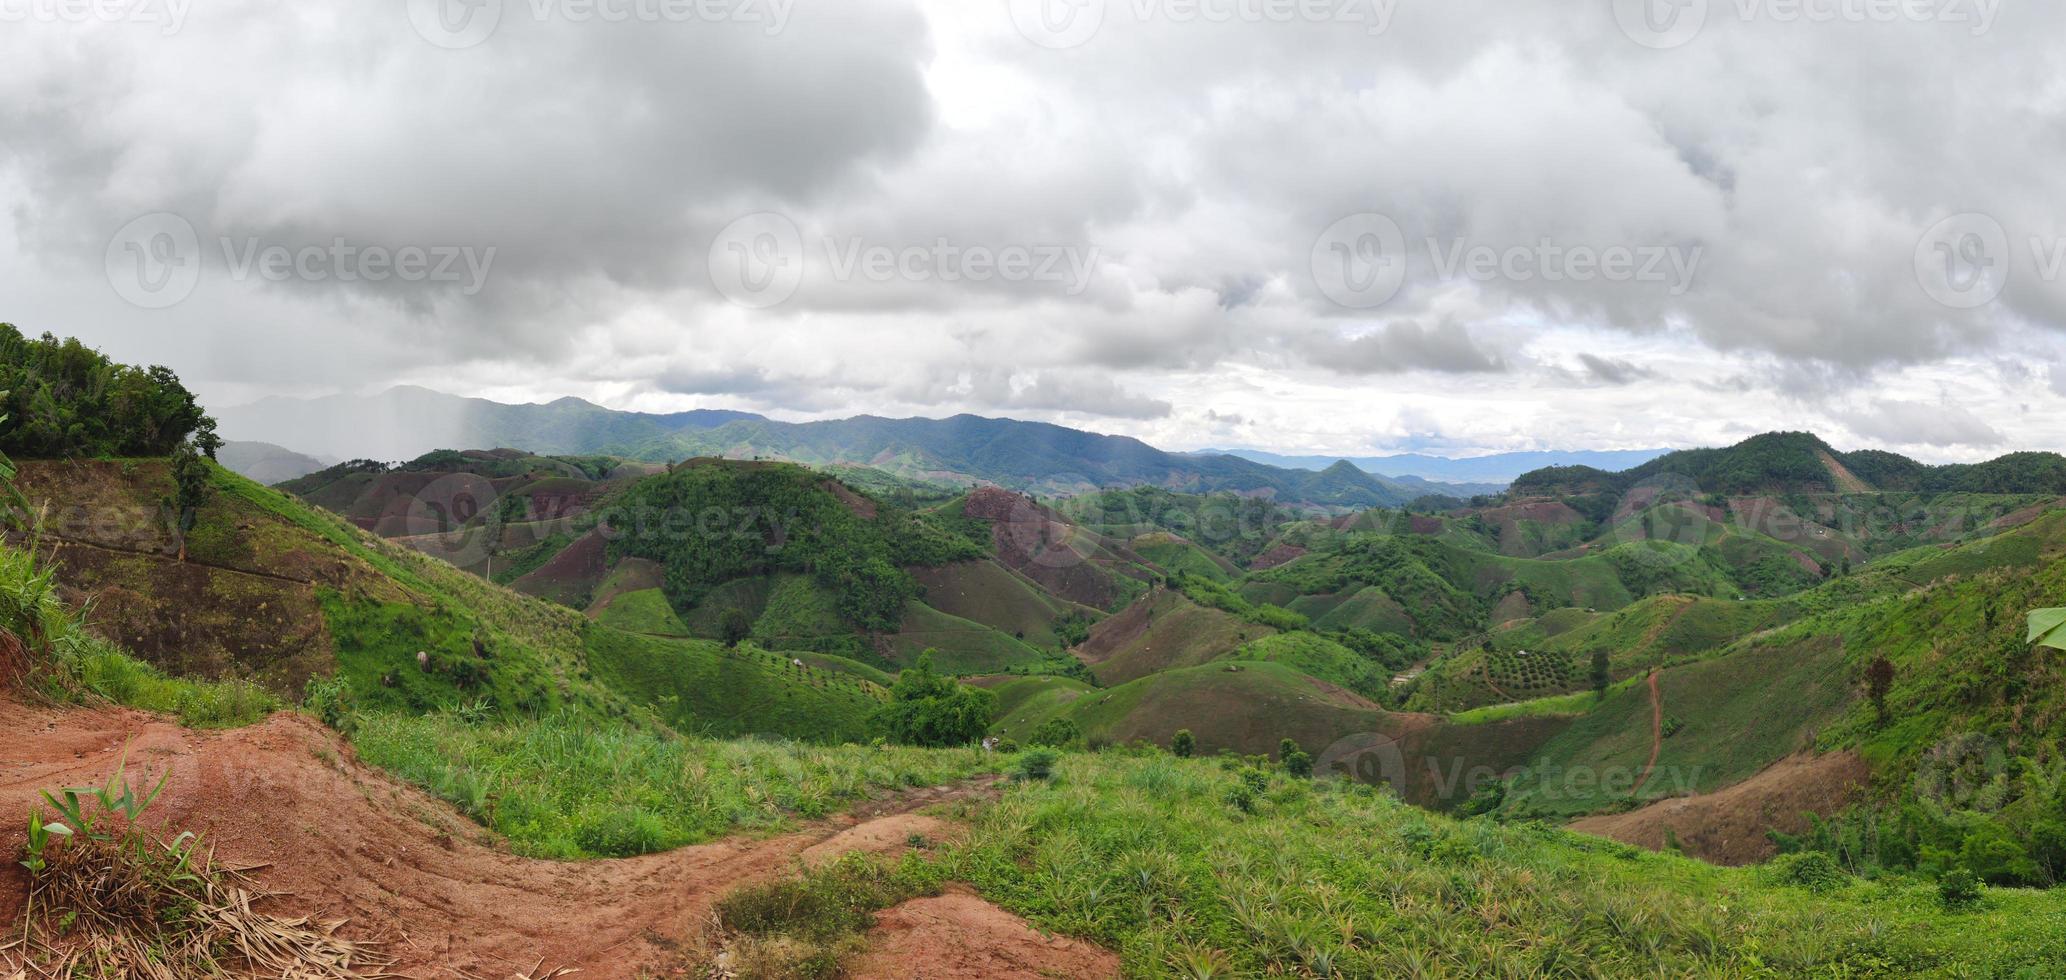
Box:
xmin=1027 ymin=717 xmax=1082 ymax=748
xmin=877 ymin=652 xmax=997 ymax=748
xmin=0 ymin=325 xmax=214 ymax=458
xmin=303 ymin=675 xmax=357 ymax=733
xmin=601 ymin=462 xmax=979 ymax=634
xmin=164 ymin=440 xmax=213 ymax=553
xmin=1764 ymin=850 xmax=1850 ymax=893
xmin=1938 ymin=868 xmax=1983 ymax=910
xmin=2030 ymin=607 xmax=2066 ymax=651
xmin=1171 ymin=729 xmax=1195 ymax=758
xmin=1056 ymin=486 xmax=1302 ymax=566
xmin=1052 ymin=611 xmax=1093 ymax=649
xmin=720 ymin=606 xmax=752 ymax=646
xmin=1014 ymin=747 xmax=1060 ymax=782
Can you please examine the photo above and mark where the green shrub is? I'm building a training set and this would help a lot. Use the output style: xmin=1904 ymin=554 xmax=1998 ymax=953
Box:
xmin=1028 ymin=717 xmax=1082 ymax=748
xmin=303 ymin=675 xmax=358 ymax=733
xmin=1938 ymin=868 xmax=1983 ymax=910
xmin=1014 ymin=748 xmax=1060 ymax=782
xmin=711 ymin=854 xmax=933 ymax=979
xmin=573 ymin=808 xmax=673 ymax=857
xmin=1171 ymin=729 xmax=1195 ymax=758
xmin=1765 ymin=851 xmax=1849 ymax=893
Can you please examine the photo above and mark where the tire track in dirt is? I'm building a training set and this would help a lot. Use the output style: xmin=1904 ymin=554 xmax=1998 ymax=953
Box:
xmin=0 ymin=700 xmax=1003 ymax=979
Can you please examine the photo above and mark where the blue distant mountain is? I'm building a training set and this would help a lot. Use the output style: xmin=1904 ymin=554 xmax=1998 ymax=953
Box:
xmin=1200 ymin=447 xmax=1672 ymax=488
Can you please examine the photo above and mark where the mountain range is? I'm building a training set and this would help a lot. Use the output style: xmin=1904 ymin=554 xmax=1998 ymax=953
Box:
xmin=217 ymin=387 xmax=1497 ymax=509
xmin=1203 ymin=447 xmax=1669 ymax=487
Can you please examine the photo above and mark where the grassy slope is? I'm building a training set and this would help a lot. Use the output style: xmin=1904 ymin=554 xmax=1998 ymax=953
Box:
xmin=591 ymin=587 xmax=692 ymax=635
xmin=1077 ymin=590 xmax=1273 ymax=686
xmin=585 ymin=631 xmax=887 ymax=742
xmin=1002 ymin=661 xmax=1384 ymax=757
xmin=952 ymin=752 xmax=2066 ymax=977
xmin=907 ymin=558 xmax=1100 ymax=648
xmin=1497 ymin=511 xmax=2066 ymax=819
xmin=882 ymin=600 xmax=1050 ymax=675
xmin=350 ymin=711 xmax=995 ymax=859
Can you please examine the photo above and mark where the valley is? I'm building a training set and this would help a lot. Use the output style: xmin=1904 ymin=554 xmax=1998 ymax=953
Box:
xmin=3 ymin=328 xmax=2063 ymax=976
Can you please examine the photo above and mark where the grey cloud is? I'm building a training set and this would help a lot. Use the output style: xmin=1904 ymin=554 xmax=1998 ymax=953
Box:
xmin=1301 ymin=320 xmax=1507 ymax=375
xmin=1576 ymin=355 xmax=1655 ymax=386
xmin=1836 ymin=400 xmax=2006 ymax=450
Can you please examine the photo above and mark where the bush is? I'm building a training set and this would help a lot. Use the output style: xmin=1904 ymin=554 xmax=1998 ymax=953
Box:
xmin=1028 ymin=717 xmax=1082 ymax=748
xmin=1765 ymin=851 xmax=1848 ymax=893
xmin=1938 ymin=868 xmax=1983 ymax=910
xmin=573 ymin=807 xmax=673 ymax=857
xmin=1014 ymin=748 xmax=1060 ymax=782
xmin=877 ymin=653 xmax=996 ymax=748
xmin=1171 ymin=729 xmax=1195 ymax=758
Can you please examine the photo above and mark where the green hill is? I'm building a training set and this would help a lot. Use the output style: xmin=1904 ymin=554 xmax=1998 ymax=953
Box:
xmin=1514 ymin=431 xmax=2066 ymax=497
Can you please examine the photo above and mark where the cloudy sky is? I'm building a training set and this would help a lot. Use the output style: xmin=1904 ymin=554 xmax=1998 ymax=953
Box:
xmin=3 ymin=0 xmax=2063 ymax=460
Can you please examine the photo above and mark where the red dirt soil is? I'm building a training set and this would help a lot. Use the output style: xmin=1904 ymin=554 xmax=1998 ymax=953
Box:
xmin=1247 ymin=542 xmax=1307 ymax=571
xmin=848 ymin=885 xmax=1120 ymax=980
xmin=1570 ymin=751 xmax=1872 ymax=865
xmin=0 ymin=631 xmax=26 ymax=698
xmin=0 ymin=700 xmax=1004 ymax=979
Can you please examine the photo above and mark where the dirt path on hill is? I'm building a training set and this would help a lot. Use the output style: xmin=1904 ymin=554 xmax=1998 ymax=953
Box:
xmin=1631 ymin=668 xmax=1663 ymax=794
xmin=1572 ymin=751 xmax=1871 ymax=865
xmin=0 ymin=699 xmax=1008 ymax=979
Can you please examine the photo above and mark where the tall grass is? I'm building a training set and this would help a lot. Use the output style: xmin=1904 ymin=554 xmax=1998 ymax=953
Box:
xmin=350 ymin=709 xmax=998 ymax=859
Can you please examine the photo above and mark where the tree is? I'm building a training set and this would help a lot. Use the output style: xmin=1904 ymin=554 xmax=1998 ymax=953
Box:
xmin=1171 ymin=729 xmax=1195 ymax=758
xmin=1865 ymin=655 xmax=1896 ymax=724
xmin=165 ymin=439 xmax=212 ymax=562
xmin=719 ymin=608 xmax=752 ymax=648
xmin=0 ymin=325 xmax=213 ymax=458
xmin=877 ymin=652 xmax=995 ymax=748
xmin=1591 ymin=649 xmax=1612 ymax=696
xmin=1279 ymin=737 xmax=1313 ymax=778
xmin=1028 ymin=717 xmax=1081 ymax=748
